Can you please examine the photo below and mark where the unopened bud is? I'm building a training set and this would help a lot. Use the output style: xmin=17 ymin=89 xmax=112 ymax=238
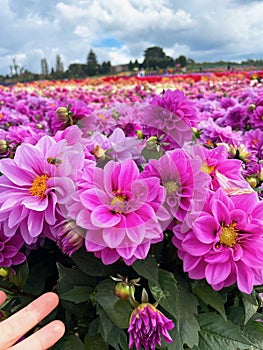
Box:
xmin=93 ymin=145 xmax=106 ymax=159
xmin=137 ymin=130 xmax=143 ymax=139
xmin=57 ymin=220 xmax=85 ymax=256
xmin=0 ymin=267 xmax=9 ymax=278
xmin=246 ymin=177 xmax=258 ymax=188
xmin=0 ymin=140 xmax=8 ymax=155
xmin=248 ymin=104 xmax=256 ymax=111
xmin=56 ymin=107 xmax=69 ymax=122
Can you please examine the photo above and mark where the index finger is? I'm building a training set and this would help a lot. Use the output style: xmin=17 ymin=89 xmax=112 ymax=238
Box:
xmin=0 ymin=290 xmax=6 ymax=305
xmin=0 ymin=292 xmax=59 ymax=349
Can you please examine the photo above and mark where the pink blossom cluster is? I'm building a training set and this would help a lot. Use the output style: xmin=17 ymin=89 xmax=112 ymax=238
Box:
xmin=0 ymin=78 xmax=262 ymax=296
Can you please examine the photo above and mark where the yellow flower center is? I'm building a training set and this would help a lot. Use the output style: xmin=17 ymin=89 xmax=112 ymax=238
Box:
xmin=29 ymin=174 xmax=49 ymax=198
xmin=111 ymin=191 xmax=127 ymax=213
xmin=201 ymin=163 xmax=214 ymax=174
xmin=219 ymin=224 xmax=238 ymax=247
xmin=164 ymin=180 xmax=179 ymax=195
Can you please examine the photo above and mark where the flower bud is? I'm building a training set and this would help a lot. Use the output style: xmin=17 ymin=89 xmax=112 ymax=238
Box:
xmin=56 ymin=220 xmax=85 ymax=256
xmin=246 ymin=177 xmax=258 ymax=188
xmin=56 ymin=107 xmax=69 ymax=121
xmin=128 ymin=303 xmax=174 ymax=350
xmin=0 ymin=267 xmax=9 ymax=278
xmin=0 ymin=140 xmax=8 ymax=155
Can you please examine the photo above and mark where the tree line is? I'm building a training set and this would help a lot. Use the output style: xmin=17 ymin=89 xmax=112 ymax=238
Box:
xmin=2 ymin=46 xmax=263 ymax=83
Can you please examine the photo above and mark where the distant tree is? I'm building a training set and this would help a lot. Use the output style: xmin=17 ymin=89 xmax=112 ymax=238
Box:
xmin=86 ymin=49 xmax=99 ymax=76
xmin=175 ymin=55 xmax=187 ymax=67
xmin=66 ymin=63 xmax=88 ymax=78
xmin=99 ymin=61 xmax=112 ymax=75
xmin=142 ymin=46 xmax=173 ymax=70
xmin=128 ymin=60 xmax=134 ymax=70
xmin=55 ymin=54 xmax=64 ymax=74
xmin=41 ymin=58 xmax=49 ymax=76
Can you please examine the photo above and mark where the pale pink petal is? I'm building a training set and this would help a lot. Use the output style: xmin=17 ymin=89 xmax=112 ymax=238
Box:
xmin=91 ymin=205 xmax=121 ymax=228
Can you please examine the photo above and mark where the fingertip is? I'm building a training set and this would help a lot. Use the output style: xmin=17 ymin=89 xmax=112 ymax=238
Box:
xmin=36 ymin=292 xmax=59 ymax=307
xmin=0 ymin=290 xmax=6 ymax=304
xmin=52 ymin=320 xmax=66 ymax=337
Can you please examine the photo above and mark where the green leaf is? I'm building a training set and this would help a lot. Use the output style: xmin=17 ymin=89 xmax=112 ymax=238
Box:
xmin=9 ymin=261 xmax=29 ymax=290
xmin=60 ymin=286 xmax=93 ymax=304
xmin=173 ymin=275 xmax=200 ymax=348
xmin=71 ymin=249 xmax=116 ymax=277
xmin=96 ymin=306 xmax=129 ymax=350
xmin=149 ymin=269 xmax=178 ymax=318
xmin=141 ymin=146 xmax=164 ymax=161
xmin=24 ymin=257 xmax=57 ymax=295
xmin=242 ymin=291 xmax=259 ymax=325
xmin=94 ymin=279 xmax=131 ymax=329
xmin=56 ymin=263 xmax=96 ymax=293
xmin=84 ymin=334 xmax=108 ymax=350
xmin=132 ymin=255 xmax=159 ymax=284
xmin=52 ymin=335 xmax=85 ymax=350
xmin=192 ymin=282 xmax=227 ymax=321
xmin=243 ymin=317 xmax=263 ymax=349
xmin=195 ymin=312 xmax=253 ymax=350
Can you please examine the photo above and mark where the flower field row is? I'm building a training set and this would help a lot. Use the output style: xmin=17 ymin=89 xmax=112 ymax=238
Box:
xmin=0 ymin=71 xmax=262 ymax=349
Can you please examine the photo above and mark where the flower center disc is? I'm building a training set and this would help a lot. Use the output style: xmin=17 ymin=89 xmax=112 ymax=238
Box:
xmin=29 ymin=174 xmax=49 ymax=198
xmin=219 ymin=224 xmax=238 ymax=247
xmin=111 ymin=192 xmax=127 ymax=213
xmin=164 ymin=180 xmax=179 ymax=195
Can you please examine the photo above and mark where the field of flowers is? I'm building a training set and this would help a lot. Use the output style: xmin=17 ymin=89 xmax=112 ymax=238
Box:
xmin=0 ymin=71 xmax=262 ymax=349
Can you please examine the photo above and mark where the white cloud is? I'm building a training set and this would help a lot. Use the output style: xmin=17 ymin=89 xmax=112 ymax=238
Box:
xmin=0 ymin=0 xmax=263 ymax=75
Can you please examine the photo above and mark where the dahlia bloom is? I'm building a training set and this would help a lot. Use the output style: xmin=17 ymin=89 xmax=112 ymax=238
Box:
xmin=0 ymin=135 xmax=84 ymax=245
xmin=141 ymin=148 xmax=209 ymax=227
xmin=128 ymin=303 xmax=174 ymax=350
xmin=67 ymin=159 xmax=170 ymax=265
xmin=150 ymin=89 xmax=198 ymax=128
xmin=141 ymin=91 xmax=194 ymax=149
xmin=192 ymin=144 xmax=249 ymax=191
xmin=172 ymin=189 xmax=263 ymax=294
xmin=0 ymin=228 xmax=26 ymax=267
xmin=198 ymin=117 xmax=243 ymax=146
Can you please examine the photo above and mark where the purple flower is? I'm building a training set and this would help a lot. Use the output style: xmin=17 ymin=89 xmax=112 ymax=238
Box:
xmin=0 ymin=135 xmax=84 ymax=245
xmin=198 ymin=117 xmax=243 ymax=146
xmin=128 ymin=303 xmax=174 ymax=350
xmin=67 ymin=159 xmax=170 ymax=265
xmin=172 ymin=189 xmax=263 ymax=294
xmin=150 ymin=89 xmax=198 ymax=128
xmin=55 ymin=219 xmax=85 ymax=256
xmin=0 ymin=228 xmax=26 ymax=267
xmin=141 ymin=90 xmax=195 ymax=149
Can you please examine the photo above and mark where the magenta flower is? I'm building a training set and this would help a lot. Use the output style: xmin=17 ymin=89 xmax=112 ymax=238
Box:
xmin=150 ymin=89 xmax=198 ymax=128
xmin=128 ymin=303 xmax=174 ymax=350
xmin=68 ymin=159 xmax=170 ymax=265
xmin=0 ymin=228 xmax=26 ymax=267
xmin=0 ymin=135 xmax=84 ymax=245
xmin=141 ymin=148 xmax=209 ymax=227
xmin=172 ymin=189 xmax=263 ymax=294
xmin=192 ymin=144 xmax=249 ymax=191
xmin=55 ymin=219 xmax=85 ymax=256
xmin=198 ymin=117 xmax=243 ymax=146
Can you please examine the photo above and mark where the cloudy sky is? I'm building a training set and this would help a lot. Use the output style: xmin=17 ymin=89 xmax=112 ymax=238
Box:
xmin=0 ymin=0 xmax=263 ymax=75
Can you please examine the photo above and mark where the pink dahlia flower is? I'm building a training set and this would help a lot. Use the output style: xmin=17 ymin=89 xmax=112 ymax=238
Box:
xmin=172 ymin=189 xmax=263 ymax=294
xmin=0 ymin=135 xmax=84 ymax=245
xmin=192 ymin=144 xmax=249 ymax=191
xmin=128 ymin=303 xmax=174 ymax=350
xmin=150 ymin=89 xmax=198 ymax=128
xmin=141 ymin=148 xmax=209 ymax=227
xmin=0 ymin=228 xmax=26 ymax=267
xmin=67 ymin=159 xmax=170 ymax=265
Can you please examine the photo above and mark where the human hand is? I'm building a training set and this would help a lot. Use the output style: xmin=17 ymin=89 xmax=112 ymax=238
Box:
xmin=0 ymin=290 xmax=65 ymax=350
